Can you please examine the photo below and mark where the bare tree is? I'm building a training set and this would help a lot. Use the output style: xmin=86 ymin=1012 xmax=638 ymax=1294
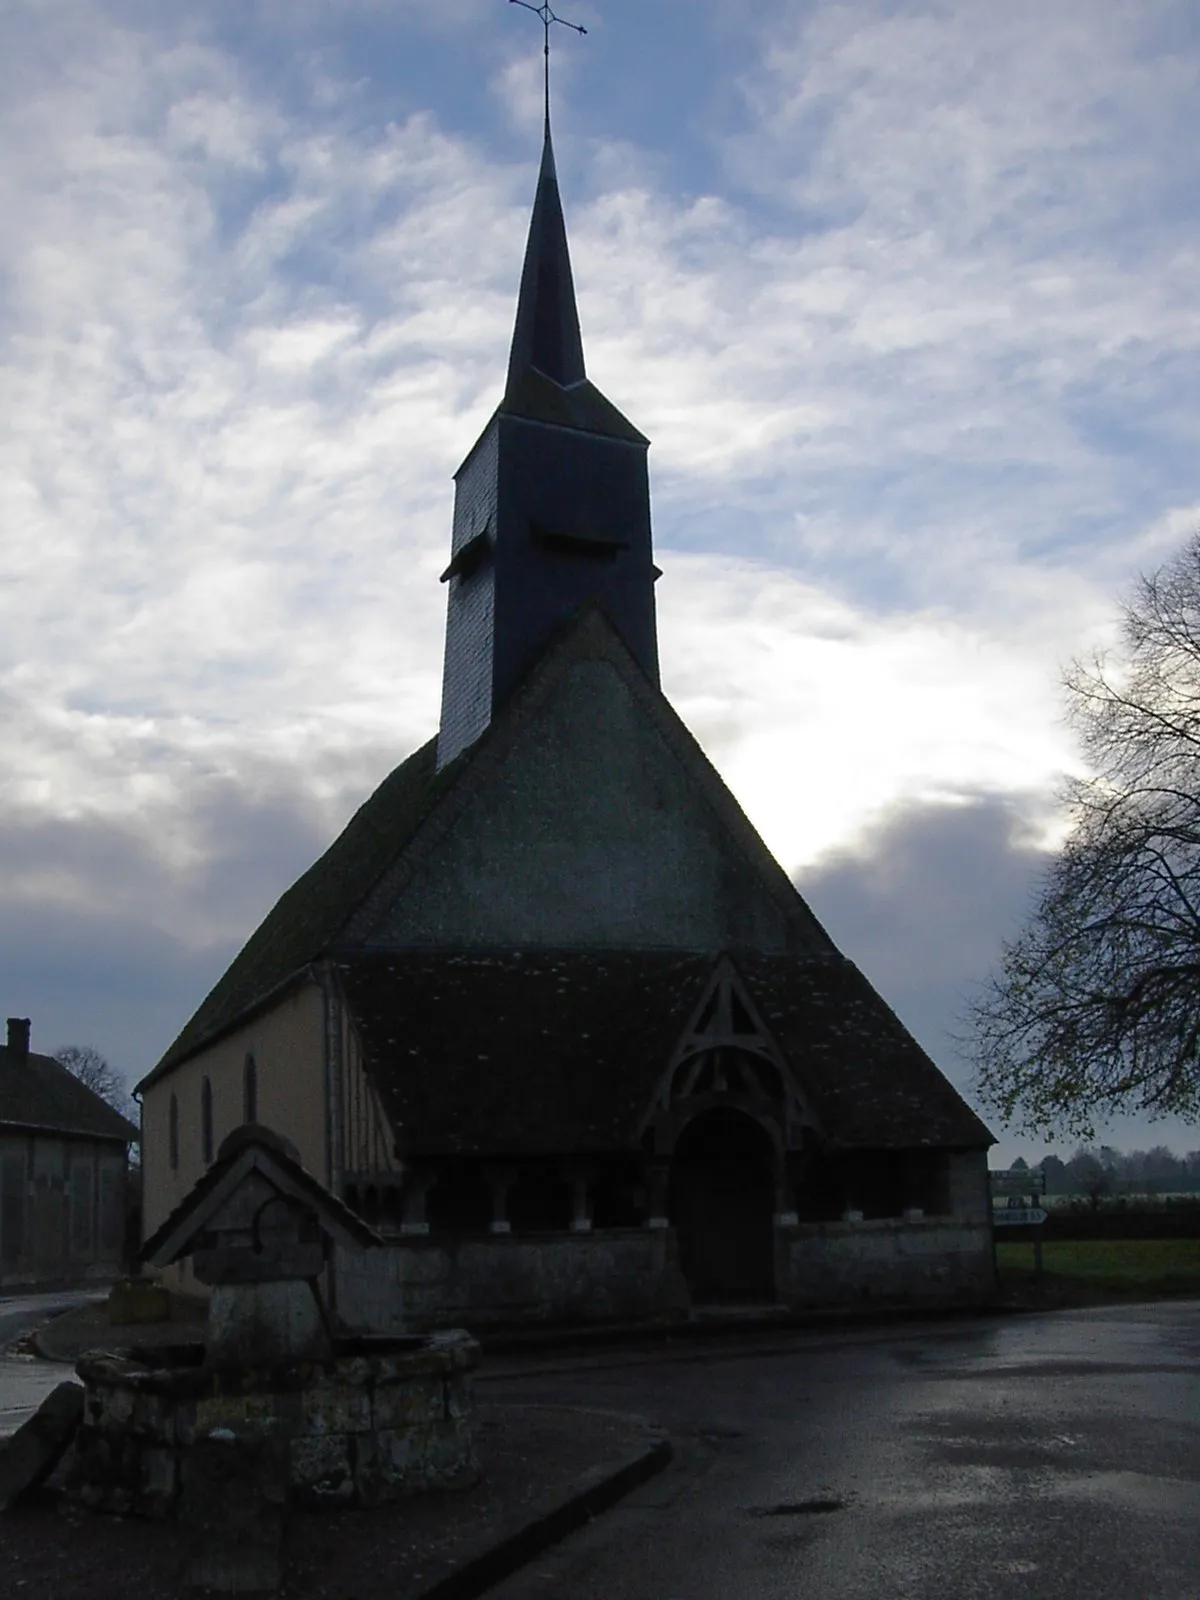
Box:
xmin=54 ymin=1044 xmax=133 ymax=1119
xmin=970 ymin=533 xmax=1200 ymax=1138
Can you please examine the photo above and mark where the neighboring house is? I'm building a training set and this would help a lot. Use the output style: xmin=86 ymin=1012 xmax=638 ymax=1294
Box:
xmin=137 ymin=119 xmax=997 ymax=1330
xmin=0 ymin=1018 xmax=137 ymax=1288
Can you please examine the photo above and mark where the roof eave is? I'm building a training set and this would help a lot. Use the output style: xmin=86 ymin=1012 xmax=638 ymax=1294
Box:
xmin=135 ymin=965 xmax=315 ymax=1095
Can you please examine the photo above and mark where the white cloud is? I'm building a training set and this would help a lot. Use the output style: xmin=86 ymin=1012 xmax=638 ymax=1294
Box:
xmin=660 ymin=554 xmax=1080 ymax=871
xmin=2 ymin=0 xmax=1200 ymax=1102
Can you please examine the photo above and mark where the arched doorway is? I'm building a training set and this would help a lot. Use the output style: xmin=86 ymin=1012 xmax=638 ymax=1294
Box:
xmin=669 ymin=1107 xmax=776 ymax=1304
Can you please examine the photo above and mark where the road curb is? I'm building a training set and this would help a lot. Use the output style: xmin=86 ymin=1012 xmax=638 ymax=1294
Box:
xmin=27 ymin=1326 xmax=76 ymax=1364
xmin=405 ymin=1429 xmax=673 ymax=1600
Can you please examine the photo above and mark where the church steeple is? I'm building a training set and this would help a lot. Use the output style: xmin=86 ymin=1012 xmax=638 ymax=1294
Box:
xmin=507 ymin=126 xmax=586 ymax=391
xmin=436 ymin=114 xmax=660 ymax=770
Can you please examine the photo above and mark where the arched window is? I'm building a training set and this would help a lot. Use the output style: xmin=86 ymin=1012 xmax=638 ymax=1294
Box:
xmin=201 ymin=1077 xmax=214 ymax=1165
xmin=243 ymin=1052 xmax=258 ymax=1125
xmin=168 ymin=1093 xmax=179 ymax=1172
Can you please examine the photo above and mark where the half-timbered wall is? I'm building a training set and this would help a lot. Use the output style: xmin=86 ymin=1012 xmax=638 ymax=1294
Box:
xmin=329 ymin=979 xmax=399 ymax=1205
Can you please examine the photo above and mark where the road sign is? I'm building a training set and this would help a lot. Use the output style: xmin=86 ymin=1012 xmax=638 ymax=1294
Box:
xmin=989 ymin=1169 xmax=1046 ymax=1196
xmin=992 ymin=1207 xmax=1047 ymax=1227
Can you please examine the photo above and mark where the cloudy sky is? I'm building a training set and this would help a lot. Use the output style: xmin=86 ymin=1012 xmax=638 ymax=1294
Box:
xmin=2 ymin=0 xmax=1199 ymax=1163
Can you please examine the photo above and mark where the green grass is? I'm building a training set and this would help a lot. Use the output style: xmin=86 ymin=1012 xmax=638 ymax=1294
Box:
xmin=997 ymin=1238 xmax=1200 ymax=1296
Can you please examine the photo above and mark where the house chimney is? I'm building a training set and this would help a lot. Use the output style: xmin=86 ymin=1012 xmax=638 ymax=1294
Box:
xmin=6 ymin=1018 xmax=31 ymax=1060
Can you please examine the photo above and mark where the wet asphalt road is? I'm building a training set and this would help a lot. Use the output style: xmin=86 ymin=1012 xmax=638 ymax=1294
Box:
xmin=480 ymin=1303 xmax=1200 ymax=1600
xmin=0 ymin=1290 xmax=100 ymax=1437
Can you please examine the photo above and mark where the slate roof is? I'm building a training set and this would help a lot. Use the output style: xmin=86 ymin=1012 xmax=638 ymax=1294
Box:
xmin=140 ymin=736 xmax=450 ymax=1089
xmin=507 ymin=123 xmax=586 ymax=390
xmin=0 ymin=1047 xmax=138 ymax=1143
xmin=497 ymin=367 xmax=647 ymax=447
xmin=337 ymin=951 xmax=992 ymax=1156
xmin=142 ymin=602 xmax=828 ymax=1091
xmin=457 ymin=121 xmax=645 ymax=460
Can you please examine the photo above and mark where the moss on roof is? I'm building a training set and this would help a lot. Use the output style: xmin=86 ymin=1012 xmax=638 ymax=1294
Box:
xmin=337 ymin=950 xmax=993 ymax=1156
xmin=141 ymin=737 xmax=447 ymax=1088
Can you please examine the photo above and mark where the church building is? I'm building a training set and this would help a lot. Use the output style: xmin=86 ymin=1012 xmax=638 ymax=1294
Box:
xmin=137 ymin=116 xmax=996 ymax=1329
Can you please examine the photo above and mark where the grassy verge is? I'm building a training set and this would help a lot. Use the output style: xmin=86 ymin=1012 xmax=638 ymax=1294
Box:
xmin=997 ymin=1238 xmax=1200 ymax=1305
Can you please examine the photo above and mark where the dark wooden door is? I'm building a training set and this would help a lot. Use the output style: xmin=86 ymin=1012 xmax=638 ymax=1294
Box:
xmin=670 ymin=1109 xmax=776 ymax=1304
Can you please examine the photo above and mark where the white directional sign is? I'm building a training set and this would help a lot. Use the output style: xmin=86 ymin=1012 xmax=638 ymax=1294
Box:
xmin=992 ymin=1207 xmax=1048 ymax=1227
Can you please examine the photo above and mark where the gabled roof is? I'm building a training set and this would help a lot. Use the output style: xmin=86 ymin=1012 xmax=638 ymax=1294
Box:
xmin=141 ymin=1123 xmax=379 ymax=1268
xmin=0 ymin=1046 xmax=137 ymax=1144
xmin=336 ymin=950 xmax=992 ymax=1154
xmin=143 ymin=605 xmax=835 ymax=1090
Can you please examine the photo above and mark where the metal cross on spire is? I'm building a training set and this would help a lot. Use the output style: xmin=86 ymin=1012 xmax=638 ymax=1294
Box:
xmin=508 ymin=1 xmax=587 ymax=131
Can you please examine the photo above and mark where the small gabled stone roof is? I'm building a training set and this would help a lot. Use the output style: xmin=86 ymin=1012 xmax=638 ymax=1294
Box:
xmin=0 ymin=1046 xmax=137 ymax=1144
xmin=140 ymin=1123 xmax=380 ymax=1268
xmin=337 ymin=950 xmax=993 ymax=1156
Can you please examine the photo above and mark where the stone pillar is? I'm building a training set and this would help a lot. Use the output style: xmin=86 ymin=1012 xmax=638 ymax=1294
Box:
xmin=208 ymin=1279 xmax=331 ymax=1366
xmin=645 ymin=1160 xmax=670 ymax=1230
xmin=773 ymin=1156 xmax=797 ymax=1227
xmin=568 ymin=1170 xmax=593 ymax=1234
xmin=946 ymin=1150 xmax=991 ymax=1221
xmin=485 ymin=1167 xmax=513 ymax=1235
xmin=400 ymin=1171 xmax=433 ymax=1237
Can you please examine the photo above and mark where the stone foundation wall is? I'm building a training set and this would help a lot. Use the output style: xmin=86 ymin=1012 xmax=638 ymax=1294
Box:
xmin=335 ymin=1227 xmax=689 ymax=1333
xmin=777 ymin=1218 xmax=996 ymax=1307
xmin=66 ymin=1331 xmax=479 ymax=1518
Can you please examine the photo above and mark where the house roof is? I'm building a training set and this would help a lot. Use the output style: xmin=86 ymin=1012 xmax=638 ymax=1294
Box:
xmin=0 ymin=1047 xmax=138 ymax=1144
xmin=337 ymin=950 xmax=993 ymax=1155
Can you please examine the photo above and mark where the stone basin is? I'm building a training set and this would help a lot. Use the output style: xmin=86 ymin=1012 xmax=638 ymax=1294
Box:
xmin=66 ymin=1329 xmax=479 ymax=1518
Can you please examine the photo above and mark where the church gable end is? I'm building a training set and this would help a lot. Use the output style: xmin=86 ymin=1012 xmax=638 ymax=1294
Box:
xmin=355 ymin=624 xmax=817 ymax=954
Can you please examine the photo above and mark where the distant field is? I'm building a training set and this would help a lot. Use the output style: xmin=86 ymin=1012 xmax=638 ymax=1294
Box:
xmin=1039 ymin=1192 xmax=1200 ymax=1208
xmin=997 ymin=1238 xmax=1200 ymax=1296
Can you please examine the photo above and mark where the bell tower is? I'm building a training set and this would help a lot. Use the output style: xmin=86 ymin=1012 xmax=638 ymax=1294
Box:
xmin=436 ymin=123 xmax=659 ymax=769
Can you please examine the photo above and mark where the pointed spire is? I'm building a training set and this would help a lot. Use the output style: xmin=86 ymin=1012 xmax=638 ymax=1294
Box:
xmin=506 ymin=124 xmax=586 ymax=391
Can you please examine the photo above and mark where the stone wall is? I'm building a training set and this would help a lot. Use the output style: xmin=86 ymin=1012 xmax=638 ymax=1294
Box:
xmin=67 ymin=1331 xmax=479 ymax=1518
xmin=335 ymin=1217 xmax=995 ymax=1331
xmin=777 ymin=1217 xmax=996 ymax=1308
xmin=335 ymin=1227 xmax=689 ymax=1333
xmin=946 ymin=1149 xmax=992 ymax=1222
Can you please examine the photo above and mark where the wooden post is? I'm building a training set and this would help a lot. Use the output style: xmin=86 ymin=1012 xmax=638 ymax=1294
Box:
xmin=485 ymin=1167 xmax=513 ymax=1235
xmin=645 ymin=1159 xmax=670 ymax=1229
xmin=569 ymin=1171 xmax=593 ymax=1233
